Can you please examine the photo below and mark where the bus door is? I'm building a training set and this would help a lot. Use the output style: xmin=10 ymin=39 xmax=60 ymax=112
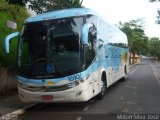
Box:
xmin=85 ymin=25 xmax=99 ymax=96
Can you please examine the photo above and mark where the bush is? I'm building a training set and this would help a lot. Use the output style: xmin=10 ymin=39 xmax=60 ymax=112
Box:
xmin=0 ymin=0 xmax=29 ymax=68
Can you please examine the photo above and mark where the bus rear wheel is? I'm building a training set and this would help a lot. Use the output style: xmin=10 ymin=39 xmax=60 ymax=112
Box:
xmin=96 ymin=73 xmax=107 ymax=100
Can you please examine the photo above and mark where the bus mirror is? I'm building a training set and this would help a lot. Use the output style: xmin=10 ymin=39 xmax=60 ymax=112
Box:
xmin=4 ymin=32 xmax=20 ymax=53
xmin=89 ymin=26 xmax=97 ymax=39
xmin=81 ymin=23 xmax=93 ymax=45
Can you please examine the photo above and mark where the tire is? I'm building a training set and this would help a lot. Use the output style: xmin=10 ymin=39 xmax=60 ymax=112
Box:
xmin=121 ymin=66 xmax=127 ymax=81
xmin=121 ymin=75 xmax=126 ymax=81
xmin=96 ymin=74 xmax=107 ymax=100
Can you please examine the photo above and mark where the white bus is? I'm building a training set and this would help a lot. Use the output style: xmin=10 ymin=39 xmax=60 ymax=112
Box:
xmin=4 ymin=8 xmax=129 ymax=103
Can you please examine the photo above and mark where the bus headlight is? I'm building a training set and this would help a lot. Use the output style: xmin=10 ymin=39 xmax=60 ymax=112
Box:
xmin=67 ymin=81 xmax=79 ymax=88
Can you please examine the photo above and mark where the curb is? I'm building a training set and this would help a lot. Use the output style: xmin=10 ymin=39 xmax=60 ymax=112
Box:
xmin=129 ymin=62 xmax=139 ymax=68
xmin=11 ymin=103 xmax=38 ymax=115
xmin=1 ymin=103 xmax=48 ymax=120
xmin=0 ymin=103 xmax=40 ymax=120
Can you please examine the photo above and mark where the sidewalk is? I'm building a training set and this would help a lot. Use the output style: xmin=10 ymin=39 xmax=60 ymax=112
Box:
xmin=0 ymin=90 xmax=30 ymax=115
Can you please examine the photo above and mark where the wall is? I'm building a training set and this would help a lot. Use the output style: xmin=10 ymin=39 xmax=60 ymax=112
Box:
xmin=0 ymin=66 xmax=17 ymax=96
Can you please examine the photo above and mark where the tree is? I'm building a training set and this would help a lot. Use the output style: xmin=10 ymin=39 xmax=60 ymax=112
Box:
xmin=149 ymin=37 xmax=160 ymax=60
xmin=6 ymin=0 xmax=25 ymax=6
xmin=149 ymin=0 xmax=160 ymax=2
xmin=0 ymin=0 xmax=29 ymax=67
xmin=149 ymin=0 xmax=160 ymax=24
xmin=119 ymin=19 xmax=149 ymax=64
xmin=25 ymin=0 xmax=83 ymax=14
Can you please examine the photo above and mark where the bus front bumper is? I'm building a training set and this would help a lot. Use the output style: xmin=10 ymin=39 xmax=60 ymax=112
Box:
xmin=18 ymin=84 xmax=93 ymax=103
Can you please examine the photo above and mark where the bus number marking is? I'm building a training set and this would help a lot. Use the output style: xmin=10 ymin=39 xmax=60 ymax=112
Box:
xmin=68 ymin=74 xmax=81 ymax=82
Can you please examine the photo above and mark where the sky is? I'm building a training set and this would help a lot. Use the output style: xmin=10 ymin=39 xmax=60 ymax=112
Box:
xmin=28 ymin=0 xmax=160 ymax=38
xmin=82 ymin=0 xmax=160 ymax=38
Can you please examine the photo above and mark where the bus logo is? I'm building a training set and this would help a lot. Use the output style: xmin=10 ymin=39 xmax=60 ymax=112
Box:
xmin=68 ymin=73 xmax=81 ymax=81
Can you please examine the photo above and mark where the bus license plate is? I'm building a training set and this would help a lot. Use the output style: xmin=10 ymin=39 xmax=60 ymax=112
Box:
xmin=41 ymin=95 xmax=53 ymax=100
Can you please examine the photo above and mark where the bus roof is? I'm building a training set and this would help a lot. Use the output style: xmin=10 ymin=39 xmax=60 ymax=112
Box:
xmin=25 ymin=8 xmax=96 ymax=23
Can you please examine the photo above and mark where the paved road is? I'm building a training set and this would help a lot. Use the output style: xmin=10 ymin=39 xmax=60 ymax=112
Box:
xmin=19 ymin=59 xmax=160 ymax=120
xmin=0 ymin=92 xmax=31 ymax=115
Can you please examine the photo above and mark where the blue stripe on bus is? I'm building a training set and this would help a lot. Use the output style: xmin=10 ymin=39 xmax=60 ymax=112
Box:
xmin=17 ymin=45 xmax=128 ymax=85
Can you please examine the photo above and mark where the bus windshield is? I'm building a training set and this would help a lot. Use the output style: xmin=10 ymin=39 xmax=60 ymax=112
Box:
xmin=18 ymin=16 xmax=84 ymax=78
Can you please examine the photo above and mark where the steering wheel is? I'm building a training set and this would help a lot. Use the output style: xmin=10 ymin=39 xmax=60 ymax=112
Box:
xmin=33 ymin=57 xmax=46 ymax=64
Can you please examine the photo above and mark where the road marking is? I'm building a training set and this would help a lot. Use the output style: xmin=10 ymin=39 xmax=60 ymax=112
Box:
xmin=83 ymin=106 xmax=90 ymax=111
xmin=128 ymin=66 xmax=138 ymax=76
xmin=129 ymin=63 xmax=139 ymax=68
xmin=155 ymin=65 xmax=160 ymax=79
xmin=151 ymin=65 xmax=160 ymax=85
xmin=76 ymin=116 xmax=82 ymax=120
xmin=120 ymin=101 xmax=136 ymax=105
xmin=125 ymin=85 xmax=137 ymax=89
xmin=130 ymin=86 xmax=137 ymax=89
xmin=132 ymin=92 xmax=137 ymax=95
xmin=120 ymin=96 xmax=124 ymax=100
xmin=121 ymin=107 xmax=129 ymax=113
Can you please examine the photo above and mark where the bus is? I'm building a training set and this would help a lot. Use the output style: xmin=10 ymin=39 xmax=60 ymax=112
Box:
xmin=4 ymin=8 xmax=129 ymax=103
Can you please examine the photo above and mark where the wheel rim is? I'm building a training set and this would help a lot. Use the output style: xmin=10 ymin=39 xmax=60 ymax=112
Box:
xmin=100 ymin=79 xmax=106 ymax=94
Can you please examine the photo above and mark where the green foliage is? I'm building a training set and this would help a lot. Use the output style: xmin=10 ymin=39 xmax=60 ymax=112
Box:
xmin=25 ymin=0 xmax=83 ymax=14
xmin=149 ymin=0 xmax=160 ymax=24
xmin=156 ymin=10 xmax=160 ymax=24
xmin=0 ymin=0 xmax=29 ymax=68
xmin=119 ymin=19 xmax=160 ymax=60
xmin=6 ymin=0 xmax=25 ymax=6
xmin=119 ymin=22 xmax=133 ymax=50
xmin=149 ymin=37 xmax=160 ymax=59
xmin=119 ymin=19 xmax=149 ymax=56
xmin=149 ymin=0 xmax=160 ymax=2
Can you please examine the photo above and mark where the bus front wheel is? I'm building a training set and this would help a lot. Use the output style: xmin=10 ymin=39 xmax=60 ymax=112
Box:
xmin=96 ymin=73 xmax=107 ymax=100
xmin=121 ymin=66 xmax=127 ymax=81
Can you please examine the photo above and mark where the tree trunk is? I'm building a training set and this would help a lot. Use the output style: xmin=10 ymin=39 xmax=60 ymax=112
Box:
xmin=129 ymin=52 xmax=132 ymax=65
xmin=133 ymin=52 xmax=136 ymax=64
